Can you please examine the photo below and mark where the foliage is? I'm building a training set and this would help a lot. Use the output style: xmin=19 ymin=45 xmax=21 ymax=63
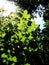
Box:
xmin=0 ymin=0 xmax=49 ymax=64
xmin=14 ymin=0 xmax=49 ymax=64
xmin=14 ymin=0 xmax=49 ymax=14
xmin=0 ymin=10 xmax=38 ymax=65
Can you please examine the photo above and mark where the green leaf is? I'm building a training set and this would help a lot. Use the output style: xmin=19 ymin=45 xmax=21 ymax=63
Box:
xmin=3 ymin=59 xmax=7 ymax=63
xmin=27 ymin=21 xmax=38 ymax=33
xmin=0 ymin=48 xmax=4 ymax=51
xmin=24 ymin=63 xmax=30 ymax=65
xmin=17 ymin=31 xmax=22 ymax=39
xmin=0 ymin=32 xmax=6 ymax=38
xmin=22 ymin=10 xmax=30 ymax=20
xmin=12 ymin=56 xmax=17 ymax=62
xmin=17 ymin=23 xmax=24 ymax=30
xmin=1 ymin=53 xmax=8 ymax=58
xmin=11 ymin=63 xmax=15 ymax=65
xmin=29 ymin=47 xmax=33 ymax=52
xmin=28 ymin=33 xmax=33 ymax=40
xmin=0 ymin=44 xmax=3 ymax=46
xmin=23 ymin=47 xmax=27 ymax=50
xmin=34 ymin=48 xmax=38 ymax=52
xmin=8 ymin=56 xmax=13 ymax=61
xmin=27 ymin=26 xmax=33 ymax=33
xmin=7 ymin=50 xmax=10 ymax=53
xmin=8 ymin=55 xmax=17 ymax=62
xmin=21 ymin=36 xmax=26 ymax=43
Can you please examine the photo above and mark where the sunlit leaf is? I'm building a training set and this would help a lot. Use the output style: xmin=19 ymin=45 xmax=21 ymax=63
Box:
xmin=0 ymin=48 xmax=4 ymax=51
xmin=28 ymin=33 xmax=33 ymax=40
xmin=12 ymin=56 xmax=17 ymax=62
xmin=7 ymin=50 xmax=10 ymax=53
xmin=1 ymin=53 xmax=8 ymax=58
xmin=22 ymin=10 xmax=30 ymax=20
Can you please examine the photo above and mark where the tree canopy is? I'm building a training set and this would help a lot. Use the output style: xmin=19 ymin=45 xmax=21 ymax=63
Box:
xmin=0 ymin=0 xmax=49 ymax=65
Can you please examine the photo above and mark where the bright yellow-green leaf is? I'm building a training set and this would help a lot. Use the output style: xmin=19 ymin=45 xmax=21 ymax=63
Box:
xmin=1 ymin=53 xmax=7 ymax=58
xmin=12 ymin=56 xmax=17 ymax=62
xmin=21 ymin=36 xmax=26 ymax=43
xmin=0 ymin=33 xmax=6 ymax=38
xmin=28 ymin=33 xmax=33 ymax=40
xmin=27 ymin=26 xmax=33 ymax=33
xmin=17 ymin=23 xmax=24 ymax=30
xmin=8 ymin=56 xmax=13 ymax=61
xmin=17 ymin=32 xmax=22 ymax=39
xmin=7 ymin=50 xmax=10 ymax=53
xmin=8 ymin=55 xmax=17 ymax=62
xmin=22 ymin=10 xmax=30 ymax=20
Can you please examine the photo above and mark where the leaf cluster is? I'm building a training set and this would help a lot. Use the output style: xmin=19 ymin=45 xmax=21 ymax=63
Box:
xmin=0 ymin=10 xmax=38 ymax=65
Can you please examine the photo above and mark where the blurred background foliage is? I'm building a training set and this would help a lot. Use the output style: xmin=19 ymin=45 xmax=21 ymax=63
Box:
xmin=0 ymin=0 xmax=49 ymax=65
xmin=0 ymin=10 xmax=38 ymax=65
